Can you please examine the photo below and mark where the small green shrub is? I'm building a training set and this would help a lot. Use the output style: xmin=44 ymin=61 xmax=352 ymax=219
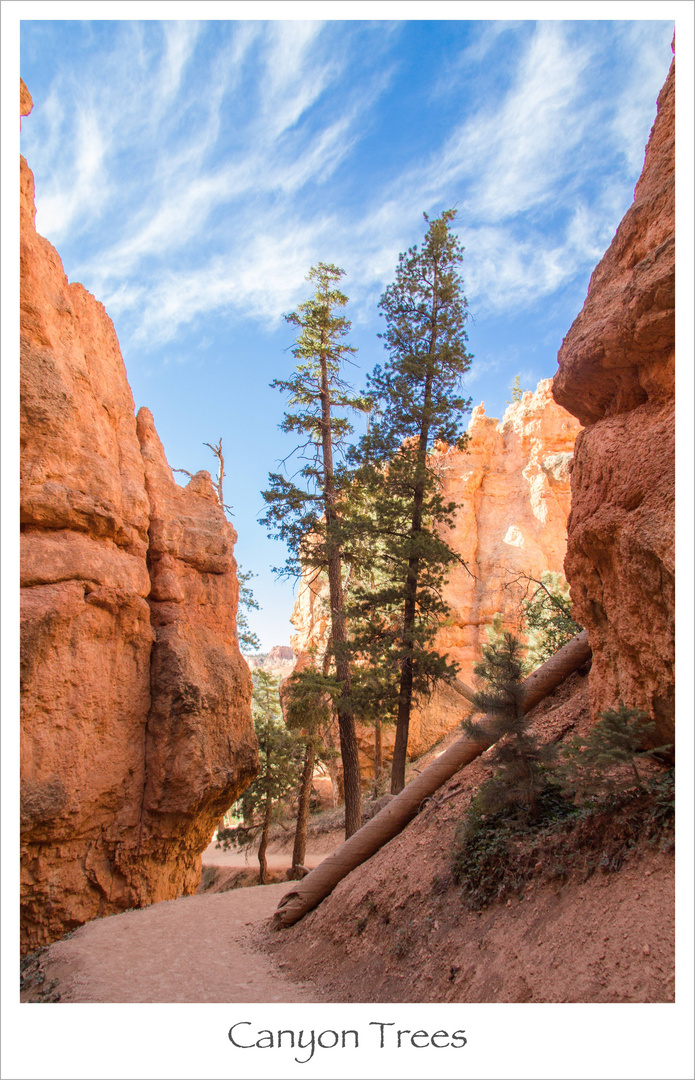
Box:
xmin=451 ymin=773 xmax=674 ymax=911
xmin=452 ymin=783 xmax=577 ymax=909
xmin=559 ymin=701 xmax=671 ymax=796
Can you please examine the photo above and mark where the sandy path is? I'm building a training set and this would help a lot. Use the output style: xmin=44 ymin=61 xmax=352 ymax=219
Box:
xmin=200 ymin=839 xmax=338 ymax=870
xmin=29 ymin=883 xmax=321 ymax=1003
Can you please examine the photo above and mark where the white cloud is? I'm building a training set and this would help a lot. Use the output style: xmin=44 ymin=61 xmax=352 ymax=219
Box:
xmin=23 ymin=19 xmax=674 ymax=347
xmin=35 ymin=105 xmax=111 ymax=241
xmin=461 ymin=357 xmax=500 ymax=387
xmin=158 ymin=21 xmax=200 ymax=106
xmin=260 ymin=21 xmax=329 ymax=139
xmin=123 ymin=216 xmax=334 ymax=344
xmin=417 ymin=23 xmax=592 ymax=222
xmin=609 ymin=21 xmax=674 ymax=177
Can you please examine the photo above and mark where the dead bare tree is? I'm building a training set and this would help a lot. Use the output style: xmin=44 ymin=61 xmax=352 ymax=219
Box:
xmin=204 ymin=438 xmax=234 ymax=515
xmin=174 ymin=439 xmax=234 ymax=515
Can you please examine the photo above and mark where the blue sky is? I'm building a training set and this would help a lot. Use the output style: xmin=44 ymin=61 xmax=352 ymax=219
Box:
xmin=19 ymin=17 xmax=675 ymax=651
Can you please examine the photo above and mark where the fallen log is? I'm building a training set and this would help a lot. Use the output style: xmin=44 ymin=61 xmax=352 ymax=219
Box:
xmin=451 ymin=676 xmax=477 ymax=705
xmin=272 ymin=630 xmax=591 ymax=928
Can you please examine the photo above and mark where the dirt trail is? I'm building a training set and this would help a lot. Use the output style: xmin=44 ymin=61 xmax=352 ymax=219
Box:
xmin=22 ymin=883 xmax=319 ymax=1003
xmin=200 ymin=837 xmax=339 ymax=871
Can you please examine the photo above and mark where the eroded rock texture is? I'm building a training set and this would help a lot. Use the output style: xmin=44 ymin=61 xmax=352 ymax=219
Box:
xmin=553 ymin=51 xmax=675 ymax=746
xmin=20 ymin=89 xmax=256 ymax=952
xmin=422 ymin=380 xmax=581 ymax=742
xmin=291 ymin=380 xmax=581 ymax=781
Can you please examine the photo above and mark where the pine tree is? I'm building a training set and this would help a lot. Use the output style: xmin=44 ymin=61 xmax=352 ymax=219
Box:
xmin=349 ymin=210 xmax=473 ymax=793
xmin=229 ymin=670 xmax=302 ymax=883
xmin=237 ymin=567 xmax=261 ymax=653
xmin=559 ymin=702 xmax=661 ymax=798
xmin=506 ymin=374 xmax=524 ymax=404
xmin=519 ymin=572 xmax=582 ymax=669
xmin=464 ymin=631 xmax=556 ymax=820
xmin=261 ymin=263 xmax=368 ymax=837
xmin=283 ymin=664 xmax=339 ymax=877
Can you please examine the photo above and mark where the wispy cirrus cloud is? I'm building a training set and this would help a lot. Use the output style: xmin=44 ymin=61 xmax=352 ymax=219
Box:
xmin=157 ymin=20 xmax=201 ymax=106
xmin=444 ymin=23 xmax=592 ymax=220
xmin=119 ymin=218 xmax=334 ymax=345
xmin=33 ymin=103 xmax=111 ymax=241
xmin=354 ymin=20 xmax=670 ymax=318
xmin=21 ymin=18 xmax=674 ymax=350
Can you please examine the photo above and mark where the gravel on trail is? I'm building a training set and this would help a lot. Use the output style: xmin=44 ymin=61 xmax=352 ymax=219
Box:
xmin=22 ymin=883 xmax=320 ymax=1004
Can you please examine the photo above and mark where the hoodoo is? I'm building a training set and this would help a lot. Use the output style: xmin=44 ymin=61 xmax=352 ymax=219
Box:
xmin=553 ymin=44 xmax=675 ymax=748
xmin=20 ymin=80 xmax=258 ymax=952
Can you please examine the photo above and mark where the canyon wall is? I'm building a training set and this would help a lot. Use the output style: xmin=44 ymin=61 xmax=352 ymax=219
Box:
xmin=291 ymin=380 xmax=582 ymax=780
xmin=552 ymin=49 xmax=675 ymax=747
xmin=20 ymin=82 xmax=257 ymax=952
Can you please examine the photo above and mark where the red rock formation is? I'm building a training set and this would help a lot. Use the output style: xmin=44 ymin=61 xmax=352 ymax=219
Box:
xmin=246 ymin=645 xmax=297 ymax=681
xmin=553 ymin=48 xmax=675 ymax=745
xmin=20 ymin=86 xmax=257 ymax=952
xmin=290 ymin=380 xmax=581 ymax=780
xmin=20 ymin=78 xmax=32 ymax=125
xmin=419 ymin=380 xmax=581 ymax=745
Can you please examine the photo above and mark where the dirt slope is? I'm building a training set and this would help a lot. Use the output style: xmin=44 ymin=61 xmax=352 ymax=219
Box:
xmin=261 ymin=838 xmax=673 ymax=1003
xmin=260 ymin=674 xmax=674 ymax=1003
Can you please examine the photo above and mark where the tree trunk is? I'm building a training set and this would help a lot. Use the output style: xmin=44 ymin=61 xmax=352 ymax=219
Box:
xmin=258 ymin=790 xmax=272 ymax=885
xmin=272 ymin=629 xmax=591 ymax=928
xmin=204 ymin=438 xmax=225 ymax=508
xmin=289 ymin=739 xmax=316 ymax=878
xmin=319 ymin=344 xmax=362 ymax=837
xmin=391 ymin=368 xmax=434 ymax=794
xmin=330 ymin=571 xmax=362 ymax=838
xmin=374 ymin=717 xmax=383 ymax=795
xmin=391 ymin=260 xmax=442 ymax=794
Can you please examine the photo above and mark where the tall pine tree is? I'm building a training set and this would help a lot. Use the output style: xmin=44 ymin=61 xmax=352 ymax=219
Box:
xmin=261 ymin=263 xmax=367 ymax=837
xmin=350 ymin=210 xmax=473 ymax=793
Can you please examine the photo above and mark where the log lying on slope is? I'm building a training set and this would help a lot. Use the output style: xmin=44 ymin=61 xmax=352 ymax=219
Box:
xmin=272 ymin=629 xmax=591 ymax=929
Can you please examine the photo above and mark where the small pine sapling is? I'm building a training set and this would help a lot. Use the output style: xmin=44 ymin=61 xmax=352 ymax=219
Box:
xmin=559 ymin=701 xmax=668 ymax=799
xmin=518 ymin=572 xmax=582 ymax=669
xmin=463 ymin=630 xmax=557 ymax=821
xmin=506 ymin=374 xmax=524 ymax=404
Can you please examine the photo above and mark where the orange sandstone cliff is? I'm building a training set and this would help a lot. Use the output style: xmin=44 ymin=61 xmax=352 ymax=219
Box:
xmin=20 ymin=82 xmax=257 ymax=952
xmin=291 ymin=380 xmax=582 ymax=780
xmin=552 ymin=49 xmax=675 ymax=747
